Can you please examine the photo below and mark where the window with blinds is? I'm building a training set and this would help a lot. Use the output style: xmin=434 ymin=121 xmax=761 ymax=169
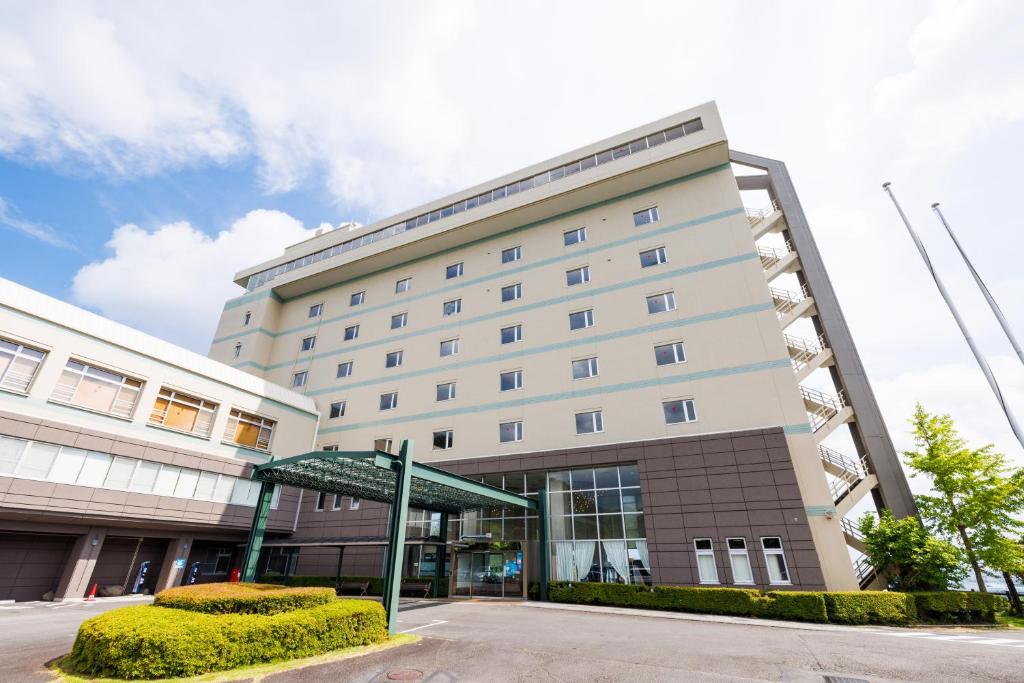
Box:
xmin=148 ymin=388 xmax=218 ymax=437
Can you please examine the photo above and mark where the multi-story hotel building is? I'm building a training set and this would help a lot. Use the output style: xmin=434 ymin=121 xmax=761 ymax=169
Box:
xmin=0 ymin=279 xmax=318 ymax=601
xmin=209 ymin=101 xmax=915 ymax=594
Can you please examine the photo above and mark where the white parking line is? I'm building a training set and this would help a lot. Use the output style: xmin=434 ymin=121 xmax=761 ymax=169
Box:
xmin=865 ymin=629 xmax=1024 ymax=649
xmin=399 ymin=619 xmax=448 ymax=634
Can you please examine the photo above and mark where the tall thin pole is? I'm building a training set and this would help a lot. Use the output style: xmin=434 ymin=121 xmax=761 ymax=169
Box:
xmin=931 ymin=202 xmax=1024 ymax=367
xmin=882 ymin=183 xmax=1024 ymax=449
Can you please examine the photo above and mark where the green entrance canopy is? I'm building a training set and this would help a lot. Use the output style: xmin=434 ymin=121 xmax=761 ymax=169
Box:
xmin=238 ymin=441 xmax=547 ymax=635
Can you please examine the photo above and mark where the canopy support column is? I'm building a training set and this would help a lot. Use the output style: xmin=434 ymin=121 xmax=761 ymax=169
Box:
xmin=433 ymin=512 xmax=448 ymax=598
xmin=334 ymin=545 xmax=346 ymax=593
xmin=240 ymin=481 xmax=275 ymax=582
xmin=382 ymin=440 xmax=413 ymax=636
xmin=538 ymin=487 xmax=549 ymax=601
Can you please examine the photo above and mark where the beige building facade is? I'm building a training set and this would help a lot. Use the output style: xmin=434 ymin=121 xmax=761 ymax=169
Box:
xmin=211 ymin=102 xmax=914 ymax=592
xmin=0 ymin=278 xmax=318 ymax=601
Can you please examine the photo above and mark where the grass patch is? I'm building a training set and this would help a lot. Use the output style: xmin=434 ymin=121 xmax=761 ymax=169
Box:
xmin=51 ymin=634 xmax=417 ymax=682
xmin=997 ymin=613 xmax=1024 ymax=629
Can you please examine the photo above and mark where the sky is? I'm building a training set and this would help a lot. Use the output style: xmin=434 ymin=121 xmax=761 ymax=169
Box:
xmin=0 ymin=0 xmax=1022 ymax=476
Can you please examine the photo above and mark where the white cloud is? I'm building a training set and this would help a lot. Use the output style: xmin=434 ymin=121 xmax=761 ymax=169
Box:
xmin=71 ymin=210 xmax=316 ymax=351
xmin=0 ymin=196 xmax=71 ymax=248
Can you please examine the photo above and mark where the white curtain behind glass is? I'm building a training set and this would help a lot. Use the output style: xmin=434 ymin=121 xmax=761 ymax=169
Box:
xmin=602 ymin=541 xmax=629 ymax=583
xmin=573 ymin=541 xmax=595 ymax=581
xmin=554 ymin=541 xmax=575 ymax=580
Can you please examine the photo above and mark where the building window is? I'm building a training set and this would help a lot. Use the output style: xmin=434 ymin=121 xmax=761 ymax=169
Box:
xmin=663 ymin=399 xmax=697 ymax=424
xmin=440 ymin=338 xmax=460 ymax=357
xmin=572 ymin=357 xmax=599 ymax=379
xmin=337 ymin=361 xmax=353 ymax=378
xmin=727 ymin=538 xmax=754 ymax=584
xmin=761 ymin=537 xmax=791 ymax=584
xmin=344 ymin=325 xmax=360 ymax=340
xmin=502 ymin=246 xmax=521 ymax=263
xmin=51 ymin=360 xmax=143 ymax=419
xmin=563 ymin=227 xmax=586 ymax=246
xmin=0 ymin=338 xmax=45 ymax=394
xmin=148 ymin=388 xmax=217 ymax=437
xmin=395 ymin=277 xmax=412 ymax=293
xmin=322 ymin=445 xmax=339 ymax=451
xmin=379 ymin=392 xmax=399 ymax=410
xmin=433 ymin=429 xmax=454 ymax=450
xmin=443 ymin=299 xmax=462 ymax=316
xmin=309 ymin=303 xmax=323 ymax=318
xmin=499 ymin=421 xmax=523 ymax=443
xmin=385 ymin=350 xmax=403 ymax=368
xmin=500 ymin=324 xmax=522 ymax=344
xmin=446 ymin=262 xmax=464 ymax=279
xmin=639 ymin=246 xmax=667 ymax=268
xmin=566 ymin=266 xmax=590 ymax=287
xmin=292 ymin=371 xmax=307 ymax=388
xmin=350 ymin=291 xmax=365 ymax=306
xmin=436 ymin=382 xmax=456 ymax=401
xmin=575 ymin=410 xmax=604 ymax=435
xmin=633 ymin=206 xmax=659 ymax=226
xmin=569 ymin=309 xmax=594 ymax=331
xmin=223 ymin=409 xmax=276 ymax=451
xmin=500 ymin=369 xmax=523 ymax=391
xmin=350 ymin=497 xmax=361 ymax=510
xmin=374 ymin=438 xmax=393 ymax=453
xmin=316 ymin=491 xmax=327 ymax=511
xmin=300 ymin=335 xmax=316 ymax=351
xmin=646 ymin=291 xmax=676 ymax=314
xmin=654 ymin=341 xmax=686 ymax=366
xmin=233 ymin=343 xmax=241 ymax=359
xmin=332 ymin=494 xmax=342 ymax=510
xmin=329 ymin=401 xmax=346 ymax=419
xmin=243 ymin=311 xmax=252 ymax=326
xmin=391 ymin=312 xmax=408 ymax=329
xmin=501 ymin=283 xmax=522 ymax=302
xmin=694 ymin=539 xmax=719 ymax=584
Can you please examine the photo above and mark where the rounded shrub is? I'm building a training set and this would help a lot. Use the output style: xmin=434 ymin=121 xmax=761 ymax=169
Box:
xmin=153 ymin=582 xmax=334 ymax=615
xmin=823 ymin=591 xmax=916 ymax=625
xmin=67 ymin=599 xmax=387 ymax=679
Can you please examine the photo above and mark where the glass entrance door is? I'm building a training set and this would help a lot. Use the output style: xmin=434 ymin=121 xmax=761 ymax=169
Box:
xmin=451 ymin=549 xmax=523 ymax=598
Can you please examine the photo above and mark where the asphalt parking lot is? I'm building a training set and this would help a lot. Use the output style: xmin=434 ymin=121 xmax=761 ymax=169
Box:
xmin=2 ymin=597 xmax=1023 ymax=682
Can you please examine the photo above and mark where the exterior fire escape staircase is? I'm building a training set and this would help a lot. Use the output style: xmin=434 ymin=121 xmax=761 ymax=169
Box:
xmin=749 ymin=201 xmax=883 ymax=589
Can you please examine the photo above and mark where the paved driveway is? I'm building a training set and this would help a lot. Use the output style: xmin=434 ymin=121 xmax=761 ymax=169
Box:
xmin=2 ymin=597 xmax=1022 ymax=682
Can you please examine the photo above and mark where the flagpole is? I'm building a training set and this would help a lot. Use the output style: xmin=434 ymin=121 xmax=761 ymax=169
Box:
xmin=882 ymin=183 xmax=1023 ymax=449
xmin=931 ymin=202 xmax=1024 ymax=367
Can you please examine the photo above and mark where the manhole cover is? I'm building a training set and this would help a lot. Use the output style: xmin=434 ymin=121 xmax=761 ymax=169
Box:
xmin=823 ymin=677 xmax=868 ymax=683
xmin=386 ymin=670 xmax=423 ymax=681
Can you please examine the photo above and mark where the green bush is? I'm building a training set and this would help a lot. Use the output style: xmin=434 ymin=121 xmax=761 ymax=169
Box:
xmin=758 ymin=591 xmax=828 ymax=623
xmin=67 ymin=599 xmax=387 ymax=679
xmin=548 ymin=582 xmax=763 ymax=616
xmin=912 ymin=591 xmax=1007 ymax=623
xmin=824 ymin=591 xmax=916 ymax=625
xmin=154 ymin=583 xmax=334 ymax=615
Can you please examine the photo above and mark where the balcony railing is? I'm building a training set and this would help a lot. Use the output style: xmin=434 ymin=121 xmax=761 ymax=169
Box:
xmin=757 ymin=240 xmax=793 ymax=270
xmin=770 ymin=284 xmax=810 ymax=318
xmin=746 ymin=199 xmax=781 ymax=226
xmin=801 ymin=386 xmax=846 ymax=432
xmin=785 ymin=333 xmax=827 ymax=373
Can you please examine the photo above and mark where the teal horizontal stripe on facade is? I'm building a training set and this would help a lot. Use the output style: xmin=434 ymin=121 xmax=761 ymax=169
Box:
xmin=318 ymin=358 xmax=794 ymax=435
xmin=782 ymin=423 xmax=813 ymax=434
xmin=305 ymin=302 xmax=775 ymax=397
xmin=241 ymin=250 xmax=760 ymax=373
xmin=212 ymin=164 xmax=738 ymax=345
xmin=222 ymin=288 xmax=282 ymax=312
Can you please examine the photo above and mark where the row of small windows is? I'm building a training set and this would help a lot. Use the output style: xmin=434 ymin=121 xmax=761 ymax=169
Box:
xmin=291 ymin=285 xmax=678 ymax=369
xmin=314 ymin=491 xmax=361 ymax=511
xmin=242 ymin=204 xmax=664 ymax=335
xmin=244 ymin=116 xmax=700 ymax=291
xmin=318 ymin=340 xmax=686 ymax=400
xmin=694 ymin=537 xmax=790 ymax=585
xmin=1 ymin=335 xmax=278 ymax=452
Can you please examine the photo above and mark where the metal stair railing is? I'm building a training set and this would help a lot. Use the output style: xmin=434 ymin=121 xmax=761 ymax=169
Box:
xmin=817 ymin=444 xmax=866 ymax=478
xmin=786 ymin=333 xmax=827 ymax=372
xmin=757 ymin=240 xmax=793 ymax=270
xmin=841 ymin=517 xmax=864 ymax=541
xmin=746 ymin=199 xmax=781 ymax=226
xmin=854 ymin=555 xmax=877 ymax=587
xmin=771 ymin=284 xmax=810 ymax=318
xmin=800 ymin=386 xmax=846 ymax=432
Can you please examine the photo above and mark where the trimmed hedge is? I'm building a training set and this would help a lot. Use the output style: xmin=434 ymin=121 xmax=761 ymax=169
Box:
xmin=547 ymin=583 xmax=938 ymax=625
xmin=823 ymin=591 xmax=916 ymax=625
xmin=67 ymin=600 xmax=387 ymax=679
xmin=911 ymin=591 xmax=1007 ymax=624
xmin=153 ymin=583 xmax=335 ymax=615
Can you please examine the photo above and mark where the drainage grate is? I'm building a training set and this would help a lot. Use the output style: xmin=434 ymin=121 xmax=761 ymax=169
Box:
xmin=386 ymin=670 xmax=424 ymax=681
xmin=823 ymin=677 xmax=869 ymax=683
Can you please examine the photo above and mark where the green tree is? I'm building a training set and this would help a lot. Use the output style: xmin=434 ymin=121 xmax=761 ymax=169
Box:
xmin=859 ymin=509 xmax=965 ymax=591
xmin=903 ymin=404 xmax=1024 ymax=592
